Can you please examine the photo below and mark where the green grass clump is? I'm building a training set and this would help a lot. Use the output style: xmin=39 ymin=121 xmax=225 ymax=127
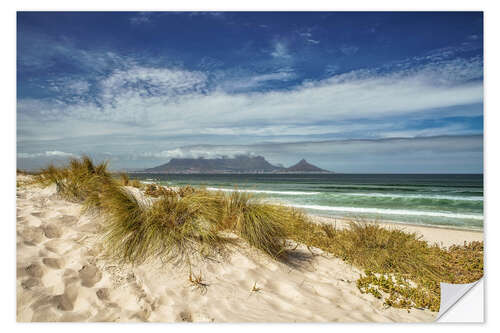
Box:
xmin=100 ymin=186 xmax=228 ymax=264
xmin=34 ymin=156 xmax=113 ymax=212
xmin=220 ymin=191 xmax=289 ymax=259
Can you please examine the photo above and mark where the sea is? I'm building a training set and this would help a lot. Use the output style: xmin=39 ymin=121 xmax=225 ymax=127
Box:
xmin=129 ymin=173 xmax=483 ymax=231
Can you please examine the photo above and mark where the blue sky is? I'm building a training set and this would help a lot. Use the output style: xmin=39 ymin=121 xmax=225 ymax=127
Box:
xmin=17 ymin=11 xmax=483 ymax=172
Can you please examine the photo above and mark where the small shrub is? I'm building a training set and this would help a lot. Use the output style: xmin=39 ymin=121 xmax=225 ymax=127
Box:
xmin=144 ymin=184 xmax=177 ymax=197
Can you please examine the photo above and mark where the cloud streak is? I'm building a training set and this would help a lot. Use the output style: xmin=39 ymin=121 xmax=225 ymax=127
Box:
xmin=18 ymin=56 xmax=482 ymax=141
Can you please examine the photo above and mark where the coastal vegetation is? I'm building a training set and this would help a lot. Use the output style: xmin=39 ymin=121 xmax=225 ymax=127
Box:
xmin=29 ymin=156 xmax=483 ymax=313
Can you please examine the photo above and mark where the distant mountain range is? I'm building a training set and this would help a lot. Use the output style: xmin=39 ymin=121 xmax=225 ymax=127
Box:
xmin=143 ymin=155 xmax=332 ymax=174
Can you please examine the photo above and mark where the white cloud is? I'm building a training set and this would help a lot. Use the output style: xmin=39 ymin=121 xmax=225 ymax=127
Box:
xmin=270 ymin=41 xmax=291 ymax=59
xmin=18 ymin=151 xmax=75 ymax=159
xmin=218 ymin=70 xmax=295 ymax=92
xmin=141 ymin=147 xmax=254 ymax=160
xmin=99 ymin=66 xmax=207 ymax=103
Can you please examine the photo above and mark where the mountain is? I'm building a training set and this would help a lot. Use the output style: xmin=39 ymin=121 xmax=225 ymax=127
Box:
xmin=145 ymin=155 xmax=282 ymax=173
xmin=281 ymin=159 xmax=331 ymax=173
xmin=144 ymin=156 xmax=333 ymax=174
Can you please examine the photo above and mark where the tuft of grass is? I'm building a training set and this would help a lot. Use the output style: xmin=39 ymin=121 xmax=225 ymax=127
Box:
xmin=177 ymin=185 xmax=198 ymax=197
xmin=117 ymin=172 xmax=143 ymax=189
xmin=251 ymin=282 xmax=262 ymax=293
xmin=34 ymin=156 xmax=113 ymax=213
xmin=220 ymin=191 xmax=289 ymax=259
xmin=100 ymin=186 xmax=228 ymax=264
xmin=128 ymin=179 xmax=143 ymax=189
xmin=119 ymin=172 xmax=129 ymax=186
xmin=188 ymin=270 xmax=209 ymax=294
xmin=144 ymin=183 xmax=177 ymax=198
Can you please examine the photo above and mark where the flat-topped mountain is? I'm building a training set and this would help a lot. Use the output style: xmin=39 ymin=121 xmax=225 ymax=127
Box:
xmin=145 ymin=155 xmax=281 ymax=173
xmin=144 ymin=155 xmax=332 ymax=174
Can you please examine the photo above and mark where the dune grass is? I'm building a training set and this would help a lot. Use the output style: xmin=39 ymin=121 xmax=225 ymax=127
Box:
xmin=30 ymin=156 xmax=483 ymax=312
xmin=34 ymin=156 xmax=113 ymax=213
xmin=283 ymin=218 xmax=483 ymax=311
xmin=219 ymin=191 xmax=289 ymax=259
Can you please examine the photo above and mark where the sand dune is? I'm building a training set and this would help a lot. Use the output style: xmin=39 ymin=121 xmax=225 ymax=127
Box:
xmin=16 ymin=179 xmax=443 ymax=322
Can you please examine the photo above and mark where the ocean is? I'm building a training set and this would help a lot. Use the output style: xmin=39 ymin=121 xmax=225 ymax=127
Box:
xmin=129 ymin=173 xmax=483 ymax=231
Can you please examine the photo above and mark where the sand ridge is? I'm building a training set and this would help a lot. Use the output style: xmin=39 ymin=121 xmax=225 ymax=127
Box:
xmin=16 ymin=180 xmax=438 ymax=322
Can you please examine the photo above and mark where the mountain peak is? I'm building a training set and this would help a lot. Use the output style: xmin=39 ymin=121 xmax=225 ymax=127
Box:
xmin=283 ymin=159 xmax=331 ymax=173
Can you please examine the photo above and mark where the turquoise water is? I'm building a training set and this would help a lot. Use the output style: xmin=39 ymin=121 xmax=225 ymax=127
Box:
xmin=129 ymin=173 xmax=483 ymax=230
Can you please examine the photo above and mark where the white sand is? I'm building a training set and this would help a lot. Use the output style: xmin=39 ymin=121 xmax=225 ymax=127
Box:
xmin=17 ymin=176 xmax=482 ymax=322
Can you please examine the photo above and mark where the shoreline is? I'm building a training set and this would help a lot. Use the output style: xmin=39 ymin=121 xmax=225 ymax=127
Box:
xmin=311 ymin=213 xmax=483 ymax=232
xmin=310 ymin=215 xmax=483 ymax=248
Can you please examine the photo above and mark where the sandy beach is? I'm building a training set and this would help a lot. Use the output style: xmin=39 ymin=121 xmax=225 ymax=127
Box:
xmin=16 ymin=176 xmax=482 ymax=322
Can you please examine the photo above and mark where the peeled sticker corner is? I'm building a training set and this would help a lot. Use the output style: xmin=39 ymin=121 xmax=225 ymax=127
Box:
xmin=436 ymin=278 xmax=483 ymax=322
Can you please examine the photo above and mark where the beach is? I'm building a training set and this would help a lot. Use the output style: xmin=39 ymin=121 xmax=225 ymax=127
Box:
xmin=16 ymin=175 xmax=483 ymax=322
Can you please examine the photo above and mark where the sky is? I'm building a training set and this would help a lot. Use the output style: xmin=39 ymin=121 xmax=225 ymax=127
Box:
xmin=17 ymin=11 xmax=483 ymax=173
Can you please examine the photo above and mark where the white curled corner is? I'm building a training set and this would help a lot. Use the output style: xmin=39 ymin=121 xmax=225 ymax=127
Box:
xmin=436 ymin=278 xmax=483 ymax=322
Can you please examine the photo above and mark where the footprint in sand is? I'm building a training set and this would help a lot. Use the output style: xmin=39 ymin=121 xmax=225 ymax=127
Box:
xmin=78 ymin=264 xmax=102 ymax=287
xmin=52 ymin=283 xmax=79 ymax=311
xmin=42 ymin=224 xmax=62 ymax=239
xmin=178 ymin=310 xmax=193 ymax=322
xmin=31 ymin=211 xmax=47 ymax=218
xmin=21 ymin=278 xmax=42 ymax=290
xmin=42 ymin=257 xmax=64 ymax=269
xmin=25 ymin=263 xmax=45 ymax=278
xmin=22 ymin=226 xmax=45 ymax=245
xmin=96 ymin=288 xmax=110 ymax=301
xmin=56 ymin=215 xmax=78 ymax=226
xmin=31 ymin=305 xmax=59 ymax=322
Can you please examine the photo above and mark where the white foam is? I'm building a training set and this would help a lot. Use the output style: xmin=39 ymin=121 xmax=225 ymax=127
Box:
xmin=340 ymin=192 xmax=483 ymax=201
xmin=205 ymin=187 xmax=320 ymax=196
xmin=290 ymin=204 xmax=483 ymax=220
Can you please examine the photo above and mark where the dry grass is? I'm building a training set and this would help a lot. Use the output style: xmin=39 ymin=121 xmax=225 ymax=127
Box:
xmin=188 ymin=270 xmax=209 ymax=294
xmin=284 ymin=218 xmax=483 ymax=311
xmin=144 ymin=183 xmax=177 ymax=197
xmin=99 ymin=186 xmax=229 ymax=264
xmin=251 ymin=282 xmax=262 ymax=293
xmin=116 ymin=172 xmax=143 ymax=189
xmin=220 ymin=191 xmax=289 ymax=259
xmin=34 ymin=156 xmax=113 ymax=213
